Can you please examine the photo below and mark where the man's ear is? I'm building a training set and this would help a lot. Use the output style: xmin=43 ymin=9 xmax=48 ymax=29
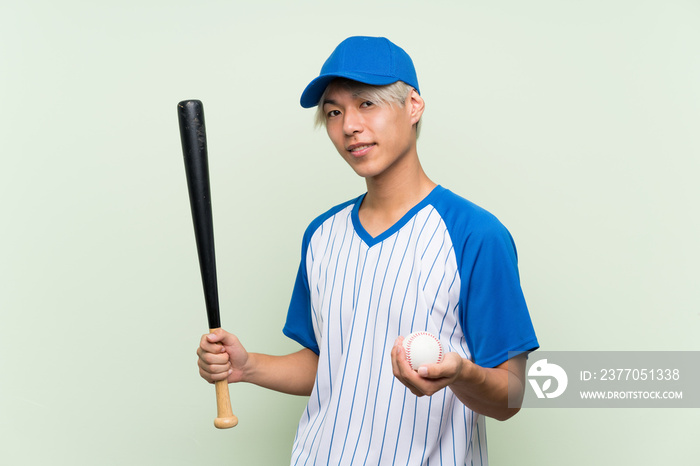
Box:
xmin=407 ymin=89 xmax=425 ymax=126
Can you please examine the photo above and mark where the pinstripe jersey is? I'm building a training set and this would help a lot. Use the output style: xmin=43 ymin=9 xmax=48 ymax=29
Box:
xmin=284 ymin=186 xmax=538 ymax=466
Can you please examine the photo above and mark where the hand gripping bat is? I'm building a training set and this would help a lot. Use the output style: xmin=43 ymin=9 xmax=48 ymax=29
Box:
xmin=178 ymin=99 xmax=238 ymax=429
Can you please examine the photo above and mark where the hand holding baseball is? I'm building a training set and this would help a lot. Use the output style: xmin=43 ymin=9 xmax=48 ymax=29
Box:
xmin=197 ymin=328 xmax=250 ymax=384
xmin=391 ymin=334 xmax=466 ymax=397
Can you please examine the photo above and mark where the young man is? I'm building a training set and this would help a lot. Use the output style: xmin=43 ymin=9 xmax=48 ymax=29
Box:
xmin=197 ymin=36 xmax=538 ymax=465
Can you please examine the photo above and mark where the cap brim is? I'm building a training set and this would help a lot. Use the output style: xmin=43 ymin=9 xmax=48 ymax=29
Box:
xmin=299 ymin=72 xmax=402 ymax=108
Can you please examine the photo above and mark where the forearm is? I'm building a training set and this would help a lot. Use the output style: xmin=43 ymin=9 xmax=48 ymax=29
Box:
xmin=449 ymin=356 xmax=525 ymax=421
xmin=243 ymin=348 xmax=318 ymax=396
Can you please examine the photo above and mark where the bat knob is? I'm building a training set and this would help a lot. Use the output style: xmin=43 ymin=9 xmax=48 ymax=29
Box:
xmin=214 ymin=415 xmax=239 ymax=429
xmin=213 ymin=379 xmax=237 ymax=429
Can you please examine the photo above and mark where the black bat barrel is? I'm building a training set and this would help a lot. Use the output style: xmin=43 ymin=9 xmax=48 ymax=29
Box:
xmin=178 ymin=100 xmax=221 ymax=329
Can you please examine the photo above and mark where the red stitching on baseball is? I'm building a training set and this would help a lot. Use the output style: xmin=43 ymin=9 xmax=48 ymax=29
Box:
xmin=404 ymin=332 xmax=443 ymax=369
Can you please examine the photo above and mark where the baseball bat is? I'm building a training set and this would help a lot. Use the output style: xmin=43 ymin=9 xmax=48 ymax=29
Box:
xmin=177 ymin=99 xmax=238 ymax=429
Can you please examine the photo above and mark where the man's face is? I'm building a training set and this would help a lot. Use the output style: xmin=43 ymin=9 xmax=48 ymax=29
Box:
xmin=321 ymin=83 xmax=420 ymax=181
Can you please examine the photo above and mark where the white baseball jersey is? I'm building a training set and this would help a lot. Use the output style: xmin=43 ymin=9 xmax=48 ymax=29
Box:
xmin=284 ymin=186 xmax=538 ymax=465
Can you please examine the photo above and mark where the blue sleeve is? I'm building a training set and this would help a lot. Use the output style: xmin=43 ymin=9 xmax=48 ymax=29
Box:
xmin=435 ymin=190 xmax=538 ymax=368
xmin=283 ymin=258 xmax=320 ymax=355
xmin=458 ymin=220 xmax=539 ymax=368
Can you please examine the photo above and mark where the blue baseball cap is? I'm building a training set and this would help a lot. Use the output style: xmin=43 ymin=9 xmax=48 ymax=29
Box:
xmin=300 ymin=36 xmax=420 ymax=108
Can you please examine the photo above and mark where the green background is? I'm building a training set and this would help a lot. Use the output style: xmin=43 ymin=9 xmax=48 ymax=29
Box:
xmin=2 ymin=0 xmax=698 ymax=464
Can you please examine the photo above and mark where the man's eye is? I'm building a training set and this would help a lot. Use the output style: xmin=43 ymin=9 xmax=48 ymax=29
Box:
xmin=327 ymin=110 xmax=341 ymax=118
xmin=361 ymin=101 xmax=374 ymax=108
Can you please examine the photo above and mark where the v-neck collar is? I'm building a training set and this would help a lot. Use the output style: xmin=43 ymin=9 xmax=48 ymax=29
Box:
xmin=351 ymin=185 xmax=445 ymax=247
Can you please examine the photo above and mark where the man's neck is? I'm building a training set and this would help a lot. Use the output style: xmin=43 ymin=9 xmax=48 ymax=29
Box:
xmin=359 ymin=160 xmax=436 ymax=237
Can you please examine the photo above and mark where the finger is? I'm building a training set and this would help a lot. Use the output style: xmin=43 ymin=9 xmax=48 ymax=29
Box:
xmin=196 ymin=345 xmax=231 ymax=377
xmin=197 ymin=347 xmax=230 ymax=366
xmin=391 ymin=342 xmax=428 ymax=397
xmin=197 ymin=357 xmax=231 ymax=378
xmin=205 ymin=332 xmax=224 ymax=344
xmin=199 ymin=366 xmax=231 ymax=383
xmin=407 ymin=367 xmax=448 ymax=396
xmin=390 ymin=344 xmax=407 ymax=378
xmin=199 ymin=333 xmax=225 ymax=354
xmin=208 ymin=328 xmax=239 ymax=348
xmin=198 ymin=367 xmax=214 ymax=383
xmin=417 ymin=361 xmax=450 ymax=379
xmin=417 ymin=353 xmax=462 ymax=383
xmin=404 ymin=377 xmax=427 ymax=397
xmin=390 ymin=341 xmax=401 ymax=376
xmin=391 ymin=340 xmax=415 ymax=381
xmin=197 ymin=352 xmax=230 ymax=371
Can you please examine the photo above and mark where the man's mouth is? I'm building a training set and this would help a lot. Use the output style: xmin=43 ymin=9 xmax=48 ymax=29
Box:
xmin=348 ymin=143 xmax=375 ymax=156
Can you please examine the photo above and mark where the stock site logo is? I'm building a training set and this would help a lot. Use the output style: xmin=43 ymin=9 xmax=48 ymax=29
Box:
xmin=528 ymin=359 xmax=568 ymax=399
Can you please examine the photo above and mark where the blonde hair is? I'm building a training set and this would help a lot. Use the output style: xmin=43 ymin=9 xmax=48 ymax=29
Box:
xmin=314 ymin=79 xmax=422 ymax=137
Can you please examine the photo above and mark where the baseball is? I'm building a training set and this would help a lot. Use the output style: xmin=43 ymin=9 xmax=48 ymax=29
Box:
xmin=402 ymin=331 xmax=444 ymax=370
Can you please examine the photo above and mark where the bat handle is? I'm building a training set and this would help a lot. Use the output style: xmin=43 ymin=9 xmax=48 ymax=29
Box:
xmin=214 ymin=380 xmax=238 ymax=429
xmin=210 ymin=327 xmax=238 ymax=429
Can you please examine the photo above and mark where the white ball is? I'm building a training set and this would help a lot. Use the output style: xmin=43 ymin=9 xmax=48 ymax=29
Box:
xmin=402 ymin=331 xmax=444 ymax=370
